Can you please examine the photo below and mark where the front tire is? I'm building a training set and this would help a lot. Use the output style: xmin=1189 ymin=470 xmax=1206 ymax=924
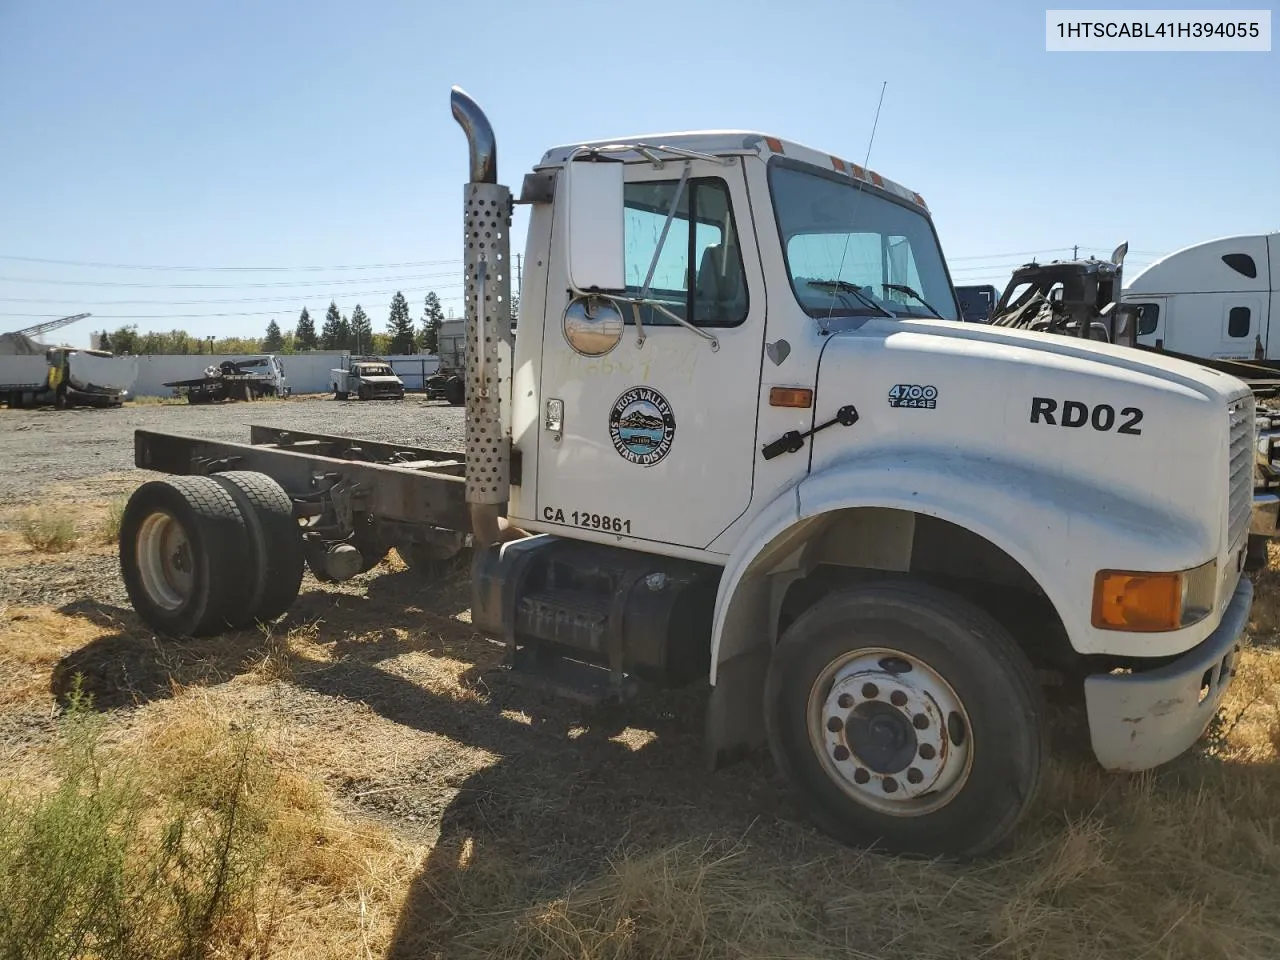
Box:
xmin=119 ymin=477 xmax=254 ymax=637
xmin=764 ymin=579 xmax=1047 ymax=859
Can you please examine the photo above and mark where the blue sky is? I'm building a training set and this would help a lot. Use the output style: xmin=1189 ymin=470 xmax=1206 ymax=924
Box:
xmin=1 ymin=0 xmax=1275 ymax=346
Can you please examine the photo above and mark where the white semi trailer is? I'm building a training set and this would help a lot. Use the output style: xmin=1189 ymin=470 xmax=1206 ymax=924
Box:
xmin=113 ymin=88 xmax=1255 ymax=859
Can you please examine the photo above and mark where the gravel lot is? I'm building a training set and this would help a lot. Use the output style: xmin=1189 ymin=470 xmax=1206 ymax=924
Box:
xmin=0 ymin=395 xmax=466 ymax=607
xmin=0 ymin=395 xmax=466 ymax=505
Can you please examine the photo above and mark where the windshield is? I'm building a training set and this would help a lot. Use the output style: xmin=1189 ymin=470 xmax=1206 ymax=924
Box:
xmin=768 ymin=160 xmax=958 ymax=321
xmin=357 ymin=364 xmax=391 ymax=376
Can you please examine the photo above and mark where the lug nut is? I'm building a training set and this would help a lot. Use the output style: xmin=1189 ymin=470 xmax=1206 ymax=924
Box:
xmin=853 ymin=767 xmax=870 ymax=784
xmin=862 ymin=683 xmax=879 ymax=699
xmin=906 ymin=767 xmax=924 ymax=784
xmin=882 ymin=777 xmax=898 ymax=793
xmin=837 ymin=693 xmax=854 ymax=709
xmin=919 ymin=743 xmax=937 ymax=760
xmin=833 ymin=745 xmax=850 ymax=761
xmin=912 ymin=713 xmax=929 ymax=730
xmin=827 ymin=716 xmax=844 ymax=733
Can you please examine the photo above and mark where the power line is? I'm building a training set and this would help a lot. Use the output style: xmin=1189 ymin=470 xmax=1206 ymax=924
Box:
xmin=0 ymin=270 xmax=463 ymax=290
xmin=0 ymin=282 xmax=466 ymax=306
xmin=946 ymin=248 xmax=1076 ymax=262
xmin=0 ymin=254 xmax=463 ymax=273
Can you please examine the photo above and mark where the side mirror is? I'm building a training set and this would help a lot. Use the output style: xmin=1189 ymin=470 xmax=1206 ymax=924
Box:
xmin=564 ymin=157 xmax=625 ymax=292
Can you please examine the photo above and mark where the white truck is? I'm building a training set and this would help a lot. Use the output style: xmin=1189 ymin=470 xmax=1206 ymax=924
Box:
xmin=331 ymin=356 xmax=406 ymax=401
xmin=112 ymin=88 xmax=1254 ymax=859
xmin=1126 ymin=233 xmax=1278 ymax=363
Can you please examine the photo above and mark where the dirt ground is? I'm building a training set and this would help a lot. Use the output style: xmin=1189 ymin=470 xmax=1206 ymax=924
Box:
xmin=3 ymin=395 xmax=1280 ymax=959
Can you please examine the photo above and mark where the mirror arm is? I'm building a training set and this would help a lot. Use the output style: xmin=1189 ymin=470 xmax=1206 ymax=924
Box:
xmin=629 ymin=301 xmax=647 ymax=348
xmin=646 ymin=300 xmax=719 ymax=351
xmin=639 ymin=162 xmax=691 ymax=303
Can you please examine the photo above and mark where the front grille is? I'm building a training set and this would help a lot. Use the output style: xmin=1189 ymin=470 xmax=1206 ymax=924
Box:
xmin=1228 ymin=394 xmax=1254 ymax=547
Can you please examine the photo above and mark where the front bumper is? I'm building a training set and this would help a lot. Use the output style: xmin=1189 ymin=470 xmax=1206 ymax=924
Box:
xmin=1084 ymin=575 xmax=1251 ymax=771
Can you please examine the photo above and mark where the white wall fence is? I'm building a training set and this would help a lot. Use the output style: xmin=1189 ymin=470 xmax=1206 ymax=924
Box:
xmin=129 ymin=352 xmax=442 ymax=397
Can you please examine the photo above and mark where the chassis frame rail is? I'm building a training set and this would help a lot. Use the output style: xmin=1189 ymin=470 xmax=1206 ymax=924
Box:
xmin=134 ymin=427 xmax=473 ymax=530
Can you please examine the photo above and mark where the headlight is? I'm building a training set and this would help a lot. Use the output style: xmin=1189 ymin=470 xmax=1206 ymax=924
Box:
xmin=1091 ymin=558 xmax=1217 ymax=632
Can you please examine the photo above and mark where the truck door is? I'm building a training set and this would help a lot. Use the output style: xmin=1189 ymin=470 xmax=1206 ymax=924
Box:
xmin=534 ymin=157 xmax=765 ymax=553
xmin=1132 ymin=296 xmax=1168 ymax=349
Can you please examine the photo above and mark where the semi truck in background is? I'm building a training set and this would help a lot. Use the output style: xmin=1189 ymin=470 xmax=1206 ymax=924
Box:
xmin=0 ymin=337 xmax=138 ymax=408
xmin=1124 ymin=233 xmax=1278 ymax=364
xmin=111 ymin=86 xmax=1255 ymax=860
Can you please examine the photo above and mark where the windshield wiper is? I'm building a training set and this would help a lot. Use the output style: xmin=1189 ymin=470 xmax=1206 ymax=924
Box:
xmin=882 ymin=283 xmax=945 ymax=319
xmin=804 ymin=279 xmax=896 ymax=318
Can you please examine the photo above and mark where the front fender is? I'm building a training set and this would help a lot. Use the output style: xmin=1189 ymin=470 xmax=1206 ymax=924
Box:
xmin=709 ymin=448 xmax=1218 ymax=681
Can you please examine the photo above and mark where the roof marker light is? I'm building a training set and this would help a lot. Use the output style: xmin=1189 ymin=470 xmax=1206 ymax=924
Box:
xmin=764 ymin=136 xmax=784 ymax=153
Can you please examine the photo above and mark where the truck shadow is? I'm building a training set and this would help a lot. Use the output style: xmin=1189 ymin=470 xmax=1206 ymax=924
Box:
xmin=283 ymin=654 xmax=783 ymax=958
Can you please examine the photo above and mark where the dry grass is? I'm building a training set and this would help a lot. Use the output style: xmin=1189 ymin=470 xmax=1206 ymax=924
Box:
xmin=99 ymin=496 xmax=126 ymax=544
xmin=441 ymin=647 xmax=1280 ymax=960
xmin=3 ymin=498 xmax=1280 ymax=958
xmin=17 ymin=510 xmax=78 ymax=553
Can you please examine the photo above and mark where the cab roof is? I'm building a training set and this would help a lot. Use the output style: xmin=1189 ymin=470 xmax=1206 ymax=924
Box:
xmin=538 ymin=130 xmax=929 ymax=212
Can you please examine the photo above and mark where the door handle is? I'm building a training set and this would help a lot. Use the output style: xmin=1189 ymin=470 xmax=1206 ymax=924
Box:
xmin=545 ymin=398 xmax=564 ymax=435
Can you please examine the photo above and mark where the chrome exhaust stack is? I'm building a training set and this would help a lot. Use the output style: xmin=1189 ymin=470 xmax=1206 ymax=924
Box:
xmin=451 ymin=86 xmax=511 ymax=548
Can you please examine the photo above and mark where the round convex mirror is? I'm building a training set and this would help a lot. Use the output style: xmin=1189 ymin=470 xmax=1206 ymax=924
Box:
xmin=563 ymin=296 xmax=625 ymax=357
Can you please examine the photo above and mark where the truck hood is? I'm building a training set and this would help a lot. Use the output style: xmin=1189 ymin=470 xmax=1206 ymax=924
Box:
xmin=356 ymin=375 xmax=402 ymax=384
xmin=811 ymin=316 xmax=1251 ymax=566
xmin=874 ymin=317 xmax=1249 ymax=405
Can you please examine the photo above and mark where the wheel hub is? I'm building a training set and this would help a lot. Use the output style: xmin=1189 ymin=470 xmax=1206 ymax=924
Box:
xmin=810 ymin=650 xmax=971 ymax=813
xmin=135 ymin=511 xmax=195 ymax=611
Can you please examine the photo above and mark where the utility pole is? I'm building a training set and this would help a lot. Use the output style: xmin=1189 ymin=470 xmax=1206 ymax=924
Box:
xmin=1073 ymin=245 xmax=1079 ymax=259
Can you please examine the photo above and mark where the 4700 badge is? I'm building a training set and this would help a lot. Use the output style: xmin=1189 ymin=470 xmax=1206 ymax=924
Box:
xmin=888 ymin=383 xmax=938 ymax=409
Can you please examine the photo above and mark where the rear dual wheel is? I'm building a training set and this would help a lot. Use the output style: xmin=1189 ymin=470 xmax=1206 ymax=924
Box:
xmin=765 ymin=580 xmax=1047 ymax=859
xmin=119 ymin=473 xmax=304 ymax=637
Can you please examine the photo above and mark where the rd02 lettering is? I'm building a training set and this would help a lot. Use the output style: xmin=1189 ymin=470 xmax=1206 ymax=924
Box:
xmin=1029 ymin=397 xmax=1143 ymax=435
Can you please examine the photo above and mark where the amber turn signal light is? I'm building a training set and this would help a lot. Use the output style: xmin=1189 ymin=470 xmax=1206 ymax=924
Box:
xmin=769 ymin=387 xmax=813 ymax=408
xmin=1091 ymin=559 xmax=1216 ymax=632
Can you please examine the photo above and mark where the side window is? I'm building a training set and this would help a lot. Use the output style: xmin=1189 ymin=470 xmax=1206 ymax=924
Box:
xmin=1222 ymin=253 xmax=1258 ymax=279
xmin=1228 ymin=306 xmax=1251 ymax=338
xmin=1133 ymin=302 xmax=1159 ymax=336
xmin=623 ymin=178 xmax=748 ymax=328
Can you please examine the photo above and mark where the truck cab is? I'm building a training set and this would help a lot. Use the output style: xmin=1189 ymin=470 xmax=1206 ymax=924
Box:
xmin=112 ymin=88 xmax=1255 ymax=860
xmin=1126 ymin=233 xmax=1278 ymax=364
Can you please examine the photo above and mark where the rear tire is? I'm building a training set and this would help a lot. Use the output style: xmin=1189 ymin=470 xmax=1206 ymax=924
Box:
xmin=764 ymin=579 xmax=1047 ymax=859
xmin=335 ymin=389 xmax=348 ymax=401
xmin=209 ymin=471 xmax=305 ymax=624
xmin=119 ymin=476 xmax=253 ymax=637
xmin=444 ymin=377 xmax=464 ymax=407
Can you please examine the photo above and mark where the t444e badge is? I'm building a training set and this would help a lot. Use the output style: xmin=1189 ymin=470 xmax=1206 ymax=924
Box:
xmin=609 ymin=386 xmax=676 ymax=466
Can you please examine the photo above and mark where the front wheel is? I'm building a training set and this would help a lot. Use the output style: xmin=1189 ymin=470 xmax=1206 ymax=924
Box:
xmin=764 ymin=580 xmax=1047 ymax=859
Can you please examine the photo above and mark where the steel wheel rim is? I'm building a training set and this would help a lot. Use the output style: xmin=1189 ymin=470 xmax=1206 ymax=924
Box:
xmin=135 ymin=511 xmax=194 ymax=611
xmin=806 ymin=645 xmax=973 ymax=816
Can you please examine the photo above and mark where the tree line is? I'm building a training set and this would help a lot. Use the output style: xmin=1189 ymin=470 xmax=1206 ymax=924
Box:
xmin=97 ymin=291 xmax=458 ymax=356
